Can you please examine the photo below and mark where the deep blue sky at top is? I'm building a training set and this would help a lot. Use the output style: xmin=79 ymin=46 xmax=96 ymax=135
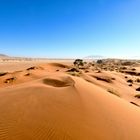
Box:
xmin=0 ymin=0 xmax=140 ymax=58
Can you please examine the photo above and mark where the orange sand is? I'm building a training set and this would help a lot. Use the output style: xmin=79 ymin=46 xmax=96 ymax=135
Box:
xmin=0 ymin=62 xmax=140 ymax=140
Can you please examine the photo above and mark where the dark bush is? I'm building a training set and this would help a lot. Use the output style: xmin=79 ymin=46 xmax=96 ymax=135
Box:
xmin=136 ymin=87 xmax=140 ymax=91
xmin=127 ymin=79 xmax=133 ymax=83
xmin=73 ymin=59 xmax=84 ymax=68
xmin=97 ymin=60 xmax=103 ymax=64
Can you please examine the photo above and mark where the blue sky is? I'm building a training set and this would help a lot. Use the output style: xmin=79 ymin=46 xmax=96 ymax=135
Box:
xmin=0 ymin=0 xmax=140 ymax=58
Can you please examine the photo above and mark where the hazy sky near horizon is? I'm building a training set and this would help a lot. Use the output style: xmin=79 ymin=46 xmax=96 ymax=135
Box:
xmin=0 ymin=0 xmax=140 ymax=58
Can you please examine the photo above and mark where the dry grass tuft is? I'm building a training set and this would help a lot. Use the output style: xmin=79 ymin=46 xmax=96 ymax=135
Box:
xmin=67 ymin=71 xmax=81 ymax=77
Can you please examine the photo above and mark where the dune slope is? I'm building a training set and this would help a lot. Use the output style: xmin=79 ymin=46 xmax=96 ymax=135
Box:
xmin=0 ymin=71 xmax=140 ymax=140
xmin=1 ymin=62 xmax=140 ymax=140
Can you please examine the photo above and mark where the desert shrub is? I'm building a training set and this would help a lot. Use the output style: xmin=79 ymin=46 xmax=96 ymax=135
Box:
xmin=97 ymin=70 xmax=101 ymax=73
xmin=127 ymin=79 xmax=133 ymax=83
xmin=91 ymin=63 xmax=95 ymax=66
xmin=111 ymin=78 xmax=116 ymax=80
xmin=67 ymin=71 xmax=81 ymax=77
xmin=103 ymin=67 xmax=108 ymax=71
xmin=136 ymin=78 xmax=140 ymax=83
xmin=121 ymin=61 xmax=134 ymax=66
xmin=131 ymin=68 xmax=136 ymax=71
xmin=27 ymin=66 xmax=37 ymax=70
xmin=73 ymin=59 xmax=84 ymax=68
xmin=85 ymin=70 xmax=89 ymax=73
xmin=0 ymin=72 xmax=7 ymax=77
xmin=4 ymin=77 xmax=16 ymax=83
xmin=120 ymin=67 xmax=127 ymax=70
xmin=67 ymin=67 xmax=82 ymax=77
xmin=129 ymin=84 xmax=132 ymax=87
xmin=67 ymin=68 xmax=79 ymax=73
xmin=135 ymin=94 xmax=140 ymax=98
xmin=24 ymin=73 xmax=30 ymax=76
xmin=97 ymin=60 xmax=103 ymax=64
xmin=136 ymin=87 xmax=140 ymax=91
xmin=124 ymin=71 xmax=138 ymax=76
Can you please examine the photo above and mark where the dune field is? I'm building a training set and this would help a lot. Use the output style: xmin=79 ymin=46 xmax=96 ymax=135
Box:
xmin=0 ymin=59 xmax=140 ymax=140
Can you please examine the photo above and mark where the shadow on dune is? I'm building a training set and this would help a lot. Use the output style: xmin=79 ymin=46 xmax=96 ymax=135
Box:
xmin=43 ymin=76 xmax=75 ymax=87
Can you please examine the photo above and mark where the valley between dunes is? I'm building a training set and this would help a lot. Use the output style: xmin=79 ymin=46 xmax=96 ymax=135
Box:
xmin=0 ymin=62 xmax=140 ymax=140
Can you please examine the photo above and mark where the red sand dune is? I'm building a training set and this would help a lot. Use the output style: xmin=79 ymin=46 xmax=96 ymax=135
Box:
xmin=0 ymin=62 xmax=140 ymax=140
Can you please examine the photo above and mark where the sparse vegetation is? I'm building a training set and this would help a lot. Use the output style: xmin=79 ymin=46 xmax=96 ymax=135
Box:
xmin=121 ymin=61 xmax=135 ymax=66
xmin=66 ymin=67 xmax=82 ymax=76
xmin=0 ymin=72 xmax=7 ymax=77
xmin=111 ymin=77 xmax=116 ymax=80
xmin=129 ymin=84 xmax=132 ymax=87
xmin=67 ymin=71 xmax=81 ymax=77
xmin=121 ymin=71 xmax=140 ymax=76
xmin=136 ymin=87 xmax=140 ymax=91
xmin=127 ymin=79 xmax=133 ymax=83
xmin=120 ymin=67 xmax=127 ymax=70
xmin=27 ymin=66 xmax=37 ymax=70
xmin=4 ymin=77 xmax=16 ymax=83
xmin=97 ymin=60 xmax=103 ymax=64
xmin=85 ymin=70 xmax=89 ymax=73
xmin=24 ymin=73 xmax=30 ymax=76
xmin=97 ymin=70 xmax=101 ymax=73
xmin=136 ymin=78 xmax=140 ymax=83
xmin=131 ymin=68 xmax=136 ymax=71
xmin=135 ymin=94 xmax=140 ymax=98
xmin=67 ymin=68 xmax=79 ymax=73
xmin=73 ymin=59 xmax=84 ymax=68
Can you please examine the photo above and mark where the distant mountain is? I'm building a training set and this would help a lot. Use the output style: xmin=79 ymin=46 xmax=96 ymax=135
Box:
xmin=0 ymin=54 xmax=9 ymax=58
xmin=129 ymin=56 xmax=140 ymax=60
xmin=84 ymin=55 xmax=105 ymax=60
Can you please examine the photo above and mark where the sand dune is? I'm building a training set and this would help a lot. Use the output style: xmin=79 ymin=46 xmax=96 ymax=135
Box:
xmin=0 ymin=61 xmax=140 ymax=140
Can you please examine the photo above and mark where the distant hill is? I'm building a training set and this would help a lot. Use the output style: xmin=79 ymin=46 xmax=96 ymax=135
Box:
xmin=84 ymin=55 xmax=105 ymax=60
xmin=0 ymin=54 xmax=9 ymax=58
xmin=129 ymin=56 xmax=140 ymax=60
